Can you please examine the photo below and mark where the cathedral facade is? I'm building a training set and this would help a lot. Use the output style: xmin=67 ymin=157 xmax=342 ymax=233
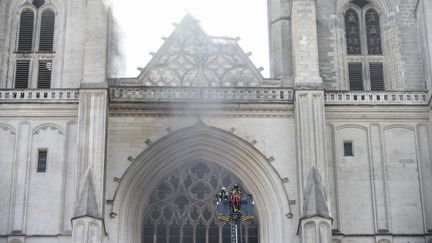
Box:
xmin=1 ymin=0 xmax=432 ymax=243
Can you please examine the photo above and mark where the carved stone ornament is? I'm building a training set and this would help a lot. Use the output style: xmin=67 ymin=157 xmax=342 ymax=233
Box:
xmin=0 ymin=125 xmax=16 ymax=135
xmin=33 ymin=124 xmax=64 ymax=135
xmin=138 ymin=15 xmax=264 ymax=87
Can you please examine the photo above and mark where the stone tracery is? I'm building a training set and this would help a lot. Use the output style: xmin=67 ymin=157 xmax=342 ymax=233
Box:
xmin=142 ymin=160 xmax=258 ymax=243
xmin=138 ymin=15 xmax=264 ymax=87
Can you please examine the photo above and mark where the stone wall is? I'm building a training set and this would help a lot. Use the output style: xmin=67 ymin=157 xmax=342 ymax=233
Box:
xmin=316 ymin=0 xmax=427 ymax=90
xmin=326 ymin=105 xmax=432 ymax=242
xmin=105 ymin=108 xmax=299 ymax=243
xmin=0 ymin=104 xmax=78 ymax=242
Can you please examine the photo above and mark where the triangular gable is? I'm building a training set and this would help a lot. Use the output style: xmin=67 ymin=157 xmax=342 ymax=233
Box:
xmin=137 ymin=15 xmax=264 ymax=87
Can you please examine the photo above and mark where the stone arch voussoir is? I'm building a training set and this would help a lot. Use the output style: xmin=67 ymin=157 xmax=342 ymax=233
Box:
xmin=112 ymin=123 xmax=292 ymax=243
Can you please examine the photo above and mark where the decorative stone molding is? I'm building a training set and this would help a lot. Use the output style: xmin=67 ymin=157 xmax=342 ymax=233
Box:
xmin=33 ymin=124 xmax=64 ymax=135
xmin=111 ymin=123 xmax=293 ymax=243
xmin=110 ymin=87 xmax=293 ymax=103
xmin=137 ymin=15 xmax=264 ymax=87
xmin=298 ymin=217 xmax=332 ymax=243
xmin=0 ymin=89 xmax=79 ymax=103
xmin=71 ymin=217 xmax=104 ymax=243
xmin=0 ymin=124 xmax=16 ymax=135
xmin=324 ymin=91 xmax=428 ymax=105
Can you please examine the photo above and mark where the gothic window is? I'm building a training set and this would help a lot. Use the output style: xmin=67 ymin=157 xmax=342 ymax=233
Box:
xmin=39 ymin=10 xmax=55 ymax=52
xmin=365 ymin=9 xmax=382 ymax=55
xmin=345 ymin=9 xmax=361 ymax=55
xmin=17 ymin=10 xmax=35 ymax=52
xmin=344 ymin=1 xmax=384 ymax=90
xmin=142 ymin=161 xmax=259 ymax=243
xmin=15 ymin=60 xmax=31 ymax=89
xmin=14 ymin=0 xmax=55 ymax=89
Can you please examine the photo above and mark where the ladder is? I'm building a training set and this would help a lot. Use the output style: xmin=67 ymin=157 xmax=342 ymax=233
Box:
xmin=231 ymin=218 xmax=242 ymax=243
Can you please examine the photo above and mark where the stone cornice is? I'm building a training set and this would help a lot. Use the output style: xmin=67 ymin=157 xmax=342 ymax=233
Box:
xmin=325 ymin=106 xmax=429 ymax=121
xmin=109 ymin=102 xmax=293 ymax=118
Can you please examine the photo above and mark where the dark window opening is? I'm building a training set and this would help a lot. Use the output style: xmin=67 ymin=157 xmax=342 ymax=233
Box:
xmin=366 ymin=9 xmax=382 ymax=55
xmin=18 ymin=10 xmax=34 ymax=52
xmin=344 ymin=142 xmax=354 ymax=157
xmin=37 ymin=60 xmax=52 ymax=88
xmin=351 ymin=0 xmax=369 ymax=8
xmin=39 ymin=10 xmax=55 ymax=52
xmin=345 ymin=9 xmax=361 ymax=55
xmin=348 ymin=63 xmax=364 ymax=90
xmin=370 ymin=63 xmax=384 ymax=90
xmin=32 ymin=0 xmax=45 ymax=8
xmin=37 ymin=149 xmax=47 ymax=172
xmin=15 ymin=60 xmax=30 ymax=89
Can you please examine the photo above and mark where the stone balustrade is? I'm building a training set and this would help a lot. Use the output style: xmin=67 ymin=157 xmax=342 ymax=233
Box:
xmin=324 ymin=91 xmax=429 ymax=105
xmin=1 ymin=89 xmax=429 ymax=106
xmin=110 ymin=87 xmax=294 ymax=103
xmin=0 ymin=89 xmax=79 ymax=103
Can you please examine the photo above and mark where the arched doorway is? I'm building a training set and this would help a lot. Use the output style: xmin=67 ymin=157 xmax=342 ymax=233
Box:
xmin=142 ymin=160 xmax=258 ymax=243
xmin=111 ymin=123 xmax=291 ymax=243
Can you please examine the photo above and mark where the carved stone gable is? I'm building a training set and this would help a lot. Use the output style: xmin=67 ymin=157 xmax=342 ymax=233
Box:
xmin=138 ymin=15 xmax=264 ymax=87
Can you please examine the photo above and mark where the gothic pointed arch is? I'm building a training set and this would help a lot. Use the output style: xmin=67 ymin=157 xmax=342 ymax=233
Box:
xmin=111 ymin=123 xmax=292 ymax=243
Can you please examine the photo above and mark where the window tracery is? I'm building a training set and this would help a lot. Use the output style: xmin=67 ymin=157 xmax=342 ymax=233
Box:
xmin=344 ymin=1 xmax=384 ymax=90
xmin=14 ymin=0 xmax=55 ymax=89
xmin=142 ymin=161 xmax=259 ymax=243
xmin=365 ymin=9 xmax=382 ymax=55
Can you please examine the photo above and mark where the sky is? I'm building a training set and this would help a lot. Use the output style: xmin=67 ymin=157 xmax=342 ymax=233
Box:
xmin=110 ymin=0 xmax=270 ymax=78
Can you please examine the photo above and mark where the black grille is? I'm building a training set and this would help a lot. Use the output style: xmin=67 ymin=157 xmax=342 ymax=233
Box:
xmin=39 ymin=10 xmax=55 ymax=52
xmin=37 ymin=60 xmax=52 ymax=88
xmin=15 ymin=60 xmax=30 ymax=88
xmin=18 ymin=10 xmax=34 ymax=52
xmin=348 ymin=63 xmax=364 ymax=90
xmin=370 ymin=63 xmax=384 ymax=90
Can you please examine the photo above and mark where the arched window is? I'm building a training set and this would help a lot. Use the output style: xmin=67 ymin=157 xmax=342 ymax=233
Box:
xmin=17 ymin=10 xmax=35 ymax=52
xmin=142 ymin=161 xmax=259 ymax=243
xmin=344 ymin=1 xmax=384 ymax=91
xmin=365 ymin=9 xmax=382 ymax=55
xmin=39 ymin=10 xmax=55 ymax=52
xmin=14 ymin=0 xmax=55 ymax=89
xmin=345 ymin=9 xmax=361 ymax=55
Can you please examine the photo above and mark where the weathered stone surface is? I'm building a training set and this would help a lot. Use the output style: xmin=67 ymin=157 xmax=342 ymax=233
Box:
xmin=137 ymin=15 xmax=264 ymax=87
xmin=0 ymin=0 xmax=431 ymax=243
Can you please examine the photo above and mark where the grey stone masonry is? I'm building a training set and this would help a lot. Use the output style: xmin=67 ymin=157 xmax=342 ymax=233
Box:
xmin=397 ymin=0 xmax=425 ymax=90
xmin=268 ymin=0 xmax=293 ymax=85
xmin=292 ymin=0 xmax=322 ymax=87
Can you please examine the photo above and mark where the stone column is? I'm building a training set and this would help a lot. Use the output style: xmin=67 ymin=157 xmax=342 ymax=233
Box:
xmin=292 ymin=0 xmax=322 ymax=86
xmin=82 ymin=0 xmax=109 ymax=86
xmin=369 ymin=124 xmax=390 ymax=233
xmin=292 ymin=0 xmax=333 ymax=242
xmin=268 ymin=0 xmax=293 ymax=85
xmin=72 ymin=169 xmax=105 ymax=243
xmin=416 ymin=124 xmax=432 ymax=233
xmin=73 ymin=2 xmax=109 ymax=242
xmin=9 ymin=123 xmax=31 ymax=234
